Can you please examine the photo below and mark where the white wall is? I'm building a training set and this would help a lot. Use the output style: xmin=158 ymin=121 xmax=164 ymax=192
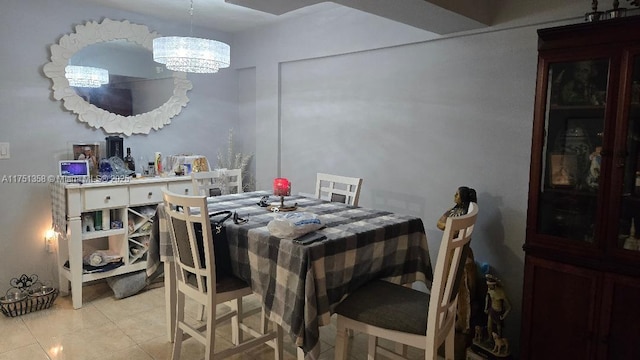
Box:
xmin=280 ymin=27 xmax=537 ymax=355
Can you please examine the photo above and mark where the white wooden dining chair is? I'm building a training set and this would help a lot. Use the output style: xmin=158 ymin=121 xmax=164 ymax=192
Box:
xmin=192 ymin=168 xmax=243 ymax=196
xmin=334 ymin=203 xmax=479 ymax=360
xmin=224 ymin=168 xmax=244 ymax=194
xmin=162 ymin=188 xmax=283 ymax=360
xmin=191 ymin=169 xmax=244 ymax=321
xmin=315 ymin=172 xmax=363 ymax=206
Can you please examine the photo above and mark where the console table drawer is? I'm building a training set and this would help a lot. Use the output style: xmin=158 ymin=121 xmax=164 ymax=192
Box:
xmin=130 ymin=184 xmax=164 ymax=205
xmin=83 ymin=187 xmax=128 ymax=211
xmin=167 ymin=181 xmax=192 ymax=196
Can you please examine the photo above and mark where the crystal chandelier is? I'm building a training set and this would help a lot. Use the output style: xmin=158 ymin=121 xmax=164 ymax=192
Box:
xmin=153 ymin=0 xmax=230 ymax=74
xmin=65 ymin=65 xmax=109 ymax=88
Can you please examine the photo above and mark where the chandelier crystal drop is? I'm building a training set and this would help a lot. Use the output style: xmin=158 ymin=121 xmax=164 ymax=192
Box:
xmin=153 ymin=36 xmax=230 ymax=73
xmin=65 ymin=65 xmax=109 ymax=88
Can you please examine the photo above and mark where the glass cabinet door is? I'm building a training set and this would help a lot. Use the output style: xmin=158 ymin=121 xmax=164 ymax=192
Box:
xmin=617 ymin=54 xmax=640 ymax=253
xmin=537 ymin=59 xmax=609 ymax=244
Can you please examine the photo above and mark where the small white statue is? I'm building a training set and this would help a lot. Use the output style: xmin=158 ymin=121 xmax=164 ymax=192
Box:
xmin=82 ymin=213 xmax=95 ymax=232
xmin=586 ymin=146 xmax=601 ymax=189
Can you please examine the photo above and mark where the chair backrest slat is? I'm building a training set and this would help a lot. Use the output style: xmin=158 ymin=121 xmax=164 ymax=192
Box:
xmin=315 ymin=172 xmax=363 ymax=206
xmin=192 ymin=168 xmax=243 ymax=196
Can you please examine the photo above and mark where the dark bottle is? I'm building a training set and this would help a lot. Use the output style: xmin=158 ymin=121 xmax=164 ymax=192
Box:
xmin=124 ymin=147 xmax=136 ymax=172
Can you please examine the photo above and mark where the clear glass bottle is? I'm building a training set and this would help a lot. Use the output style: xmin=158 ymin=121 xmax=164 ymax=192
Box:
xmin=138 ymin=156 xmax=147 ymax=175
xmin=124 ymin=147 xmax=136 ymax=171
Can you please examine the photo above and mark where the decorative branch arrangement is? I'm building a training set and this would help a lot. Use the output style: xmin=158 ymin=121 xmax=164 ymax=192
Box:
xmin=217 ymin=128 xmax=255 ymax=191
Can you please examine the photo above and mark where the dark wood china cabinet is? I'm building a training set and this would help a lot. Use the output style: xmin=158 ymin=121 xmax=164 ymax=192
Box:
xmin=523 ymin=17 xmax=640 ymax=360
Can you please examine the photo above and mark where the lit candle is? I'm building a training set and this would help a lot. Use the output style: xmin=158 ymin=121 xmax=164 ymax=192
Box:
xmin=273 ymin=178 xmax=291 ymax=197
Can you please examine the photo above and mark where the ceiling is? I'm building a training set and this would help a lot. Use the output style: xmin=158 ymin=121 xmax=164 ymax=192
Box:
xmin=81 ymin=0 xmax=491 ymax=34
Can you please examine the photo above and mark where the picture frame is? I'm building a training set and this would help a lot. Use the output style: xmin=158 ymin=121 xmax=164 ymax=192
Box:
xmin=70 ymin=142 xmax=100 ymax=176
xmin=165 ymin=154 xmax=209 ymax=175
xmin=550 ymin=60 xmax=608 ymax=106
xmin=550 ymin=154 xmax=578 ymax=187
xmin=547 ymin=117 xmax=603 ymax=189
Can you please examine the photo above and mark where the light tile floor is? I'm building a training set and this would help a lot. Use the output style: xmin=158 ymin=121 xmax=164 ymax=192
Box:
xmin=0 ymin=280 xmax=429 ymax=360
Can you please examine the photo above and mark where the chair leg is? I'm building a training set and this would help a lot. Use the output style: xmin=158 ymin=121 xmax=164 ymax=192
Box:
xmin=334 ymin=317 xmax=350 ymax=360
xmin=274 ymin=324 xmax=283 ymax=360
xmin=425 ymin=344 xmax=436 ymax=360
xmin=172 ymin=292 xmax=185 ymax=360
xmin=205 ymin=298 xmax=216 ymax=360
xmin=367 ymin=335 xmax=377 ymax=360
xmin=296 ymin=347 xmax=305 ymax=360
xmin=261 ymin=307 xmax=268 ymax=334
xmin=229 ymin=298 xmax=243 ymax=345
xmin=444 ymin=326 xmax=455 ymax=360
xmin=260 ymin=305 xmax=283 ymax=360
xmin=395 ymin=342 xmax=408 ymax=356
xmin=165 ymin=262 xmax=177 ymax=343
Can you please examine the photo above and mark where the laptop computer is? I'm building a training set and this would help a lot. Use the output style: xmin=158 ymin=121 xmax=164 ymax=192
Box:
xmin=59 ymin=160 xmax=90 ymax=182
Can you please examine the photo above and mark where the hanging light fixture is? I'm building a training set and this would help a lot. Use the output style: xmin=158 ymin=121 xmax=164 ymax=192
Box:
xmin=153 ymin=0 xmax=230 ymax=74
xmin=65 ymin=65 xmax=109 ymax=88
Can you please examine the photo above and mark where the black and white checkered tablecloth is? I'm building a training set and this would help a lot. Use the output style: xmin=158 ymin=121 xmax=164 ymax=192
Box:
xmin=158 ymin=190 xmax=433 ymax=359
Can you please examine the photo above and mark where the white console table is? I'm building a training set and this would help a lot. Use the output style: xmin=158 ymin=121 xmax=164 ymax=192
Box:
xmin=51 ymin=176 xmax=192 ymax=309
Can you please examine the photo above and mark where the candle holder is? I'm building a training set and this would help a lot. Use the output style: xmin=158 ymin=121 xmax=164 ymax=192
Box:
xmin=268 ymin=178 xmax=298 ymax=212
xmin=606 ymin=0 xmax=627 ymax=18
xmin=585 ymin=0 xmax=604 ymax=21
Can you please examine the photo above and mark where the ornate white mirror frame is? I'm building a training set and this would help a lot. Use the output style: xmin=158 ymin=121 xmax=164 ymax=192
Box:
xmin=43 ymin=18 xmax=193 ymax=136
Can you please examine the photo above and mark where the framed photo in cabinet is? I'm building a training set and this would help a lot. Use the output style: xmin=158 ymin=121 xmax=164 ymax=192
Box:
xmin=550 ymin=154 xmax=577 ymax=187
xmin=547 ymin=117 xmax=602 ymax=190
xmin=551 ymin=60 xmax=608 ymax=106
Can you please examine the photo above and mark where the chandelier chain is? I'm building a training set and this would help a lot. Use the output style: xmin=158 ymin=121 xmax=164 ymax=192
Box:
xmin=189 ymin=0 xmax=194 ymax=36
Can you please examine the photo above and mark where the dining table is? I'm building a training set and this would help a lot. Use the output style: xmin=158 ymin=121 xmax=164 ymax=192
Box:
xmin=153 ymin=190 xmax=433 ymax=359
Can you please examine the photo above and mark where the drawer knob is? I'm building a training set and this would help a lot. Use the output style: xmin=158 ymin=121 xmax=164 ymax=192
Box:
xmin=148 ymin=191 xmax=153 ymax=197
xmin=105 ymin=196 xmax=111 ymax=201
xmin=184 ymin=189 xmax=189 ymax=194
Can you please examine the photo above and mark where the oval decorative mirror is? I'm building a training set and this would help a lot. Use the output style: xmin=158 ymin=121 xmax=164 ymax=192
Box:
xmin=43 ymin=18 xmax=193 ymax=136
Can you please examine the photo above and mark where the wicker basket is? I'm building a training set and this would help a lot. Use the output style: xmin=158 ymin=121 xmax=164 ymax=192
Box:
xmin=0 ymin=287 xmax=59 ymax=318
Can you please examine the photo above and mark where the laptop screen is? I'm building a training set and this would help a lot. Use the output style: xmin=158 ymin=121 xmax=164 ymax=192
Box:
xmin=59 ymin=160 xmax=90 ymax=177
